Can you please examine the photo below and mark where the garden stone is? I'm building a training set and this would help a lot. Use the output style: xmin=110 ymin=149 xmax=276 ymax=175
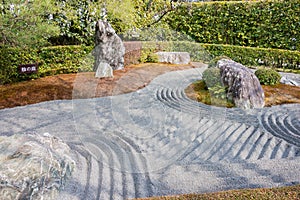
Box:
xmin=156 ymin=52 xmax=190 ymax=64
xmin=95 ymin=62 xmax=113 ymax=78
xmin=0 ymin=133 xmax=75 ymax=200
xmin=217 ymin=59 xmax=264 ymax=109
xmin=280 ymin=76 xmax=299 ymax=86
xmin=94 ymin=20 xmax=125 ymax=77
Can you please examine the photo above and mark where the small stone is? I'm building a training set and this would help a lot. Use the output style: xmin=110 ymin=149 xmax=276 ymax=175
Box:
xmin=280 ymin=76 xmax=299 ymax=86
xmin=95 ymin=62 xmax=113 ymax=78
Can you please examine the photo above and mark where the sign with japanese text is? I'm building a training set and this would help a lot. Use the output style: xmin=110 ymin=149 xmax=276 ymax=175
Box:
xmin=18 ymin=64 xmax=38 ymax=74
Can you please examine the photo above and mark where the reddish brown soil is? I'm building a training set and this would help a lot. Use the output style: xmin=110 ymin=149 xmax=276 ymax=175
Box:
xmin=0 ymin=63 xmax=194 ymax=109
xmin=262 ymin=84 xmax=300 ymax=106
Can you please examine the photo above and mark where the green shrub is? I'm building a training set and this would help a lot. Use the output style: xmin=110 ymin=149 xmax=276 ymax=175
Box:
xmin=167 ymin=0 xmax=300 ymax=51
xmin=139 ymin=48 xmax=158 ymax=63
xmin=191 ymin=80 xmax=234 ymax=108
xmin=39 ymin=45 xmax=93 ymax=75
xmin=202 ymin=67 xmax=222 ymax=88
xmin=139 ymin=42 xmax=157 ymax=63
xmin=208 ymin=85 xmax=227 ymax=100
xmin=208 ymin=55 xmax=231 ymax=68
xmin=255 ymin=68 xmax=281 ymax=85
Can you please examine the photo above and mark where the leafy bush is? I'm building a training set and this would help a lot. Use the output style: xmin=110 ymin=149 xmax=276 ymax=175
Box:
xmin=202 ymin=67 xmax=222 ymax=88
xmin=208 ymin=85 xmax=227 ymax=100
xmin=139 ymin=48 xmax=158 ymax=63
xmin=202 ymin=67 xmax=234 ymax=106
xmin=191 ymin=80 xmax=234 ymax=108
xmin=255 ymin=68 xmax=281 ymax=85
xmin=167 ymin=0 xmax=300 ymax=51
xmin=208 ymin=55 xmax=231 ymax=68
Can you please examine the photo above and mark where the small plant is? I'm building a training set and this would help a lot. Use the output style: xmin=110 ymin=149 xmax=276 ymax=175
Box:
xmin=255 ymin=68 xmax=281 ymax=85
xmin=202 ymin=67 xmax=222 ymax=88
xmin=201 ymin=68 xmax=235 ymax=107
xmin=139 ymin=48 xmax=158 ymax=63
xmin=208 ymin=85 xmax=227 ymax=100
xmin=208 ymin=55 xmax=231 ymax=68
xmin=189 ymin=80 xmax=235 ymax=108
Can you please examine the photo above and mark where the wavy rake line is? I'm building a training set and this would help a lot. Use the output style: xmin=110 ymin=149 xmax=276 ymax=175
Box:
xmin=260 ymin=109 xmax=300 ymax=147
xmin=81 ymin=133 xmax=154 ymax=199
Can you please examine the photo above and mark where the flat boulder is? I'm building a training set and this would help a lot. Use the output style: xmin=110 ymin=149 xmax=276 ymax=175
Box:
xmin=156 ymin=52 xmax=190 ymax=65
xmin=217 ymin=59 xmax=264 ymax=109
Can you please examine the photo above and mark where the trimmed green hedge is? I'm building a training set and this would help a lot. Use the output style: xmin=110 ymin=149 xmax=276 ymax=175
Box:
xmin=145 ymin=41 xmax=300 ymax=69
xmin=39 ymin=46 xmax=93 ymax=76
xmin=0 ymin=45 xmax=93 ymax=84
xmin=202 ymin=43 xmax=300 ymax=69
xmin=167 ymin=0 xmax=300 ymax=50
xmin=0 ymin=46 xmax=40 ymax=84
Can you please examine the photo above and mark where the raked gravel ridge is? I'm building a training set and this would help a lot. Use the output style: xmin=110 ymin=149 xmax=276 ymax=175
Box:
xmin=0 ymin=64 xmax=300 ymax=199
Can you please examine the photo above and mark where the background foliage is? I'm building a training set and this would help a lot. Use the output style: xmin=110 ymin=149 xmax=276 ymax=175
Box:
xmin=202 ymin=43 xmax=300 ymax=69
xmin=166 ymin=0 xmax=300 ymax=51
xmin=0 ymin=0 xmax=59 ymax=48
xmin=1 ymin=0 xmax=300 ymax=85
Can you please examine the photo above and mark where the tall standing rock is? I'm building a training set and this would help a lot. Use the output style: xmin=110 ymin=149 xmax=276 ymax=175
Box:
xmin=94 ymin=20 xmax=125 ymax=78
xmin=217 ymin=59 xmax=265 ymax=109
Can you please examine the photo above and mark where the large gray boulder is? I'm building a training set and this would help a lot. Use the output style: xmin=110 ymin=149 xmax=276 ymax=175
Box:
xmin=0 ymin=133 xmax=75 ymax=200
xmin=94 ymin=20 xmax=125 ymax=78
xmin=217 ymin=59 xmax=265 ymax=109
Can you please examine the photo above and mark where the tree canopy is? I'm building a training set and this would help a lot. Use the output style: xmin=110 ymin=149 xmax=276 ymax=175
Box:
xmin=0 ymin=0 xmax=189 ymax=47
xmin=0 ymin=0 xmax=59 ymax=48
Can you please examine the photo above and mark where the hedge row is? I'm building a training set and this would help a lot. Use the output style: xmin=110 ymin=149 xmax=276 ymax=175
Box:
xmin=167 ymin=0 xmax=300 ymax=50
xmin=202 ymin=43 xmax=300 ymax=69
xmin=143 ymin=41 xmax=300 ymax=69
xmin=1 ymin=42 xmax=299 ymax=84
xmin=0 ymin=46 xmax=93 ymax=84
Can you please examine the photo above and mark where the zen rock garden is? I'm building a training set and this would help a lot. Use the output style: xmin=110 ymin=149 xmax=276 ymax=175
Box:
xmin=1 ymin=2 xmax=300 ymax=198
